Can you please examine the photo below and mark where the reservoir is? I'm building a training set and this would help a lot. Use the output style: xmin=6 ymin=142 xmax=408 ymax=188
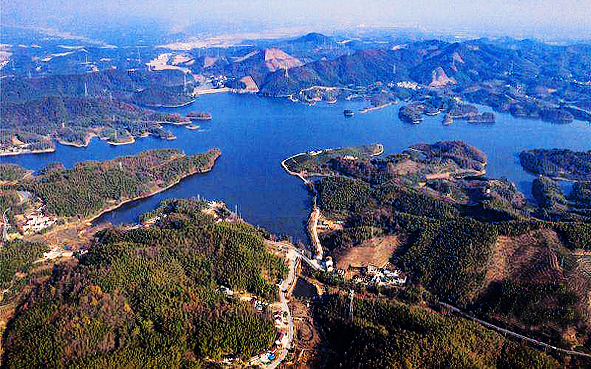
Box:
xmin=2 ymin=93 xmax=591 ymax=241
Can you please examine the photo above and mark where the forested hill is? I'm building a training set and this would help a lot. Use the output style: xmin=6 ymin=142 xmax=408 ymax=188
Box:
xmin=314 ymin=293 xmax=560 ymax=368
xmin=259 ymin=38 xmax=591 ymax=96
xmin=15 ymin=148 xmax=221 ymax=219
xmin=520 ymin=148 xmax=591 ymax=181
xmin=306 ymin=141 xmax=591 ymax=356
xmin=0 ymin=96 xmax=182 ymax=133
xmin=1 ymin=199 xmax=288 ymax=367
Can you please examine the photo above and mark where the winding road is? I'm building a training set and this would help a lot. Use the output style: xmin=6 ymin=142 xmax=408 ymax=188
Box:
xmin=2 ymin=208 xmax=10 ymax=243
xmin=267 ymin=248 xmax=298 ymax=369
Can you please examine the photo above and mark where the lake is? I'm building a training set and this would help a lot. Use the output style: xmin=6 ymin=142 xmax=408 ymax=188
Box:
xmin=2 ymin=93 xmax=591 ymax=241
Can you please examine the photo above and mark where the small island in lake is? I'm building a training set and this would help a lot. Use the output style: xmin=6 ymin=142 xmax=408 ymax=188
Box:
xmin=187 ymin=112 xmax=213 ymax=121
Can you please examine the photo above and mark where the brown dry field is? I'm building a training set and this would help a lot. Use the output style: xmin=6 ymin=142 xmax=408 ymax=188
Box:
xmin=336 ymin=235 xmax=400 ymax=270
xmin=484 ymin=229 xmax=564 ymax=286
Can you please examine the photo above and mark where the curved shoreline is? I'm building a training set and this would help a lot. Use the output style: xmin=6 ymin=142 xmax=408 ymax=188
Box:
xmin=34 ymin=152 xmax=222 ymax=239
xmin=108 ymin=136 xmax=136 ymax=146
xmin=280 ymin=153 xmax=312 ymax=186
xmin=0 ymin=148 xmax=55 ymax=157
xmin=87 ymin=153 xmax=220 ymax=224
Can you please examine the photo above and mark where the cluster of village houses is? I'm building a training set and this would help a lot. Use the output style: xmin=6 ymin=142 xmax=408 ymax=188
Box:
xmin=3 ymin=192 xmax=57 ymax=237
xmin=351 ymin=265 xmax=407 ymax=286
xmin=216 ymin=285 xmax=289 ymax=366
xmin=17 ymin=206 xmax=56 ymax=234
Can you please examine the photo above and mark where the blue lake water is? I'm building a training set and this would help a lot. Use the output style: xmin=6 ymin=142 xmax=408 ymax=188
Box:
xmin=2 ymin=93 xmax=591 ymax=241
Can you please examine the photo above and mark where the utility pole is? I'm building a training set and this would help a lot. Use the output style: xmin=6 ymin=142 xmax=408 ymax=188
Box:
xmin=348 ymin=289 xmax=354 ymax=320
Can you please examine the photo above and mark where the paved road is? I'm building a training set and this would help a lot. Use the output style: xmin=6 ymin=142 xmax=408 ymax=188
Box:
xmin=268 ymin=248 xmax=298 ymax=369
xmin=1 ymin=208 xmax=10 ymax=243
xmin=307 ymin=207 xmax=323 ymax=260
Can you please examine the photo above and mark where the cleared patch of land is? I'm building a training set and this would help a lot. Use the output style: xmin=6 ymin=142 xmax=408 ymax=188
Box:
xmin=335 ymin=235 xmax=400 ymax=270
xmin=485 ymin=229 xmax=564 ymax=286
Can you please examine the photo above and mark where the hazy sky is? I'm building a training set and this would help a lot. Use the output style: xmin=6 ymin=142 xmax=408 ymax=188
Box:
xmin=2 ymin=0 xmax=590 ymax=40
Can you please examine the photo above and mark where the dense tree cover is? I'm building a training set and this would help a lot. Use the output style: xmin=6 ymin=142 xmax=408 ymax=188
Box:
xmin=374 ymin=182 xmax=459 ymax=219
xmin=0 ymin=240 xmax=47 ymax=289
xmin=554 ymin=222 xmax=591 ymax=250
xmin=411 ymin=140 xmax=487 ymax=171
xmin=326 ymin=141 xmax=487 ymax=186
xmin=476 ymin=279 xmax=582 ymax=329
xmin=312 ymin=141 xmax=591 ymax=351
xmin=132 ymin=86 xmax=194 ymax=107
xmin=2 ymin=200 xmax=287 ymax=367
xmin=283 ymin=144 xmax=382 ymax=175
xmin=56 ymin=126 xmax=88 ymax=145
xmin=0 ymin=192 xmax=25 ymax=230
xmin=520 ymin=149 xmax=591 ymax=181
xmin=1 ymin=68 xmax=192 ymax=107
xmin=0 ymin=165 xmax=28 ymax=182
xmin=317 ymin=176 xmax=459 ymax=220
xmin=569 ymin=181 xmax=591 ymax=208
xmin=317 ymin=176 xmax=375 ymax=213
xmin=313 ymin=293 xmax=559 ymax=368
xmin=0 ymin=96 xmax=181 ymax=132
xmin=0 ymin=192 xmax=21 ymax=213
xmin=18 ymin=148 xmax=220 ymax=218
xmin=532 ymin=176 xmax=568 ymax=211
xmin=0 ymin=95 xmax=189 ymax=150
xmin=403 ymin=219 xmax=498 ymax=304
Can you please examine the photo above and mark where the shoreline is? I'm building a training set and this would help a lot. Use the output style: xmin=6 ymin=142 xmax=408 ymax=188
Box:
xmin=0 ymin=147 xmax=56 ymax=157
xmin=195 ymin=87 xmax=232 ymax=95
xmin=57 ymin=133 xmax=96 ymax=148
xmin=141 ymin=98 xmax=198 ymax=109
xmin=280 ymin=153 xmax=313 ymax=187
xmin=87 ymin=152 xmax=221 ymax=224
xmin=280 ymin=144 xmax=384 ymax=186
xmin=108 ymin=136 xmax=136 ymax=146
xmin=34 ymin=152 xmax=221 ymax=237
xmin=358 ymin=102 xmax=393 ymax=114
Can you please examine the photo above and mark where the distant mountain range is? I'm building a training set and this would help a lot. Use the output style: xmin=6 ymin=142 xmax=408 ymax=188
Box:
xmin=1 ymin=32 xmax=590 ymax=125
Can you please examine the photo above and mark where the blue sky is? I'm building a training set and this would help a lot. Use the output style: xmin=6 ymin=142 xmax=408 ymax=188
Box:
xmin=1 ymin=0 xmax=590 ymax=40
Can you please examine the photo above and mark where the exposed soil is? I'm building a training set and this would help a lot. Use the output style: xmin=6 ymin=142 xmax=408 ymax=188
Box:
xmin=335 ymin=235 xmax=400 ymax=270
xmin=485 ymin=229 xmax=564 ymax=286
xmin=286 ymin=299 xmax=321 ymax=368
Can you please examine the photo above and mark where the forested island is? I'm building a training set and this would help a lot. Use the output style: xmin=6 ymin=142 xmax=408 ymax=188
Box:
xmin=1 ymin=199 xmax=288 ymax=367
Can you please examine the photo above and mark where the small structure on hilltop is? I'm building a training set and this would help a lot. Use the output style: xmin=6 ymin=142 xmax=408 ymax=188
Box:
xmin=324 ymin=256 xmax=334 ymax=272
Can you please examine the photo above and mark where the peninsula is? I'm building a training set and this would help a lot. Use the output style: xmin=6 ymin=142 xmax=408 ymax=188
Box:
xmin=0 ymin=148 xmax=221 ymax=238
xmin=520 ymin=148 xmax=591 ymax=181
